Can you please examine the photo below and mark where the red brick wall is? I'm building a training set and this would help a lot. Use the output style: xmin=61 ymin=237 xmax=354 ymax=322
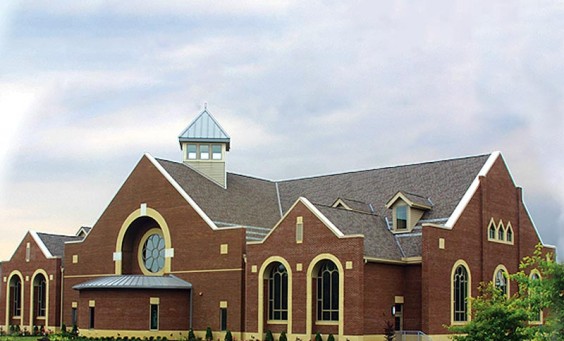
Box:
xmin=421 ymin=156 xmax=546 ymax=335
xmin=77 ymin=289 xmax=190 ymax=331
xmin=0 ymin=233 xmax=62 ymax=330
xmin=62 ymin=156 xmax=246 ymax=333
xmin=246 ymin=201 xmax=365 ymax=338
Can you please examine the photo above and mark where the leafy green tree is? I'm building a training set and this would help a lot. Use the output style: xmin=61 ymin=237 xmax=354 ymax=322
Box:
xmin=512 ymin=245 xmax=564 ymax=340
xmin=450 ymin=283 xmax=529 ymax=341
xmin=450 ymin=245 xmax=564 ymax=341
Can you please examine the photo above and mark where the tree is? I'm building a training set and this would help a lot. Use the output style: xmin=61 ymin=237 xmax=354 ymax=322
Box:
xmin=450 ymin=245 xmax=564 ymax=341
xmin=450 ymin=283 xmax=529 ymax=341
xmin=513 ymin=245 xmax=564 ymax=339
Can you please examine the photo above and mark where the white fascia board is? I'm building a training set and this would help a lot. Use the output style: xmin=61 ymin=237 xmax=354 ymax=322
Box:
xmin=145 ymin=153 xmax=218 ymax=230
xmin=300 ymin=197 xmax=345 ymax=237
xmin=29 ymin=230 xmax=56 ymax=259
xmin=251 ymin=197 xmax=345 ymax=244
xmin=445 ymin=151 xmax=501 ymax=229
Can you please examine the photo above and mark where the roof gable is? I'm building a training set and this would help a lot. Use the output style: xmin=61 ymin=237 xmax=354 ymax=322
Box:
xmin=33 ymin=231 xmax=84 ymax=258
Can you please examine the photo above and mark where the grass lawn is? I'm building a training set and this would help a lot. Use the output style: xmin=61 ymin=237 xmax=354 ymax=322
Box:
xmin=0 ymin=337 xmax=40 ymax=341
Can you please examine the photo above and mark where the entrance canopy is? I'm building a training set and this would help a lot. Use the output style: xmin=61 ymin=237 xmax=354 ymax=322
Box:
xmin=73 ymin=275 xmax=192 ymax=290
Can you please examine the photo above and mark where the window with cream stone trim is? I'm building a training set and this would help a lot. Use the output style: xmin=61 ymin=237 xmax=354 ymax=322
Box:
xmin=139 ymin=228 xmax=166 ymax=276
xmin=451 ymin=260 xmax=471 ymax=324
xmin=529 ymin=270 xmax=543 ymax=324
xmin=493 ymin=265 xmax=510 ymax=298
xmin=487 ymin=218 xmax=514 ymax=244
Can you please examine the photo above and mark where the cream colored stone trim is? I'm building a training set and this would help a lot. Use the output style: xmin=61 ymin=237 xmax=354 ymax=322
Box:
xmin=30 ymin=269 xmax=50 ymax=330
xmin=493 ymin=264 xmax=510 ymax=297
xmin=306 ymin=254 xmax=344 ymax=340
xmin=439 ymin=238 xmax=445 ymax=249
xmin=5 ymin=271 xmax=24 ymax=329
xmin=115 ymin=206 xmax=173 ymax=275
xmin=220 ymin=244 xmax=229 ymax=254
xmin=219 ymin=301 xmax=228 ymax=308
xmin=296 ymin=263 xmax=303 ymax=272
xmin=150 ymin=297 xmax=160 ymax=305
xmin=251 ymin=265 xmax=257 ymax=273
xmin=89 ymin=300 xmax=96 ymax=307
xmin=258 ymin=256 xmax=293 ymax=337
xmin=346 ymin=261 xmax=353 ymax=269
xmin=64 ymin=273 xmax=116 ymax=279
xmin=72 ymin=255 xmax=78 ymax=264
xmin=451 ymin=259 xmax=472 ymax=325
xmin=171 ymin=268 xmax=243 ymax=274
xmin=363 ymin=256 xmax=422 ymax=265
xmin=72 ymin=301 xmax=78 ymax=308
xmin=395 ymin=296 xmax=404 ymax=304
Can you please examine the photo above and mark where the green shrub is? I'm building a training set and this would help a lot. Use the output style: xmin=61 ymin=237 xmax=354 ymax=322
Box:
xmin=205 ymin=327 xmax=213 ymax=341
xmin=315 ymin=332 xmax=323 ymax=341
xmin=265 ymin=330 xmax=274 ymax=341
xmin=188 ymin=329 xmax=196 ymax=341
xmin=279 ymin=331 xmax=287 ymax=341
xmin=224 ymin=330 xmax=232 ymax=341
xmin=327 ymin=334 xmax=334 ymax=341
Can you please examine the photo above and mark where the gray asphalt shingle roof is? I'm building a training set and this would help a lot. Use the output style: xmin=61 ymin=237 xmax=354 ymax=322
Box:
xmin=35 ymin=232 xmax=84 ymax=258
xmin=155 ymin=153 xmax=491 ymax=260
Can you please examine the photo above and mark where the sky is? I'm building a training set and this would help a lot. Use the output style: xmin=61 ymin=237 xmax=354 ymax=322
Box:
xmin=0 ymin=1 xmax=562 ymax=262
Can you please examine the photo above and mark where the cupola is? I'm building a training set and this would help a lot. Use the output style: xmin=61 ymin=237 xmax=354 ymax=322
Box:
xmin=178 ymin=106 xmax=231 ymax=188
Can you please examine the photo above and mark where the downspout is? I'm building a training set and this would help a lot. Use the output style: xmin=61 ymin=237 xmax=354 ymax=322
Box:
xmin=60 ymin=266 xmax=64 ymax=330
xmin=189 ymin=289 xmax=193 ymax=329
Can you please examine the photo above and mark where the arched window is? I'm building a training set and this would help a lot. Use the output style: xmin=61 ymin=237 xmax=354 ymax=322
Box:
xmin=495 ymin=269 xmax=508 ymax=296
xmin=34 ymin=274 xmax=47 ymax=317
xmin=317 ymin=261 xmax=339 ymax=321
xmin=489 ymin=223 xmax=496 ymax=239
xmin=10 ymin=276 xmax=22 ymax=317
xmin=497 ymin=223 xmax=505 ymax=241
xmin=453 ymin=265 xmax=469 ymax=322
xmin=506 ymin=227 xmax=513 ymax=242
xmin=268 ymin=262 xmax=288 ymax=320
xmin=530 ymin=272 xmax=542 ymax=322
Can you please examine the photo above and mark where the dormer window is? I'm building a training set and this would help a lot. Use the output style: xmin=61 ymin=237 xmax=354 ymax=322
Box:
xmin=396 ymin=206 xmax=408 ymax=230
xmin=385 ymin=191 xmax=432 ymax=233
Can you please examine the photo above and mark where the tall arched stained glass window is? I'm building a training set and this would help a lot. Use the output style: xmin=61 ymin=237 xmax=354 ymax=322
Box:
xmin=34 ymin=274 xmax=47 ymax=317
xmin=10 ymin=276 xmax=22 ymax=317
xmin=495 ymin=269 xmax=508 ymax=296
xmin=453 ymin=265 xmax=469 ymax=322
xmin=317 ymin=260 xmax=339 ymax=321
xmin=268 ymin=262 xmax=288 ymax=320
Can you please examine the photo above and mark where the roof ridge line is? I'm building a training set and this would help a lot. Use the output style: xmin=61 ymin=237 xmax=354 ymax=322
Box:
xmin=276 ymin=153 xmax=492 ymax=183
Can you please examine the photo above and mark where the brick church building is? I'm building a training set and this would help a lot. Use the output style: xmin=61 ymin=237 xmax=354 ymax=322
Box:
xmin=0 ymin=109 xmax=556 ymax=340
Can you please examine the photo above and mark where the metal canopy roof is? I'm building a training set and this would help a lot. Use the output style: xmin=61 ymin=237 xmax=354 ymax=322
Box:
xmin=72 ymin=275 xmax=192 ymax=290
xmin=178 ymin=109 xmax=231 ymax=150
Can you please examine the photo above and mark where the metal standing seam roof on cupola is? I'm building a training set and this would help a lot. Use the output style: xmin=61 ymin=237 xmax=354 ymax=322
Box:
xmin=178 ymin=109 xmax=231 ymax=150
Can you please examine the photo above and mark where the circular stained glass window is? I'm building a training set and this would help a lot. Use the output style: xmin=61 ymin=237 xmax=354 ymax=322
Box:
xmin=142 ymin=233 xmax=165 ymax=273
